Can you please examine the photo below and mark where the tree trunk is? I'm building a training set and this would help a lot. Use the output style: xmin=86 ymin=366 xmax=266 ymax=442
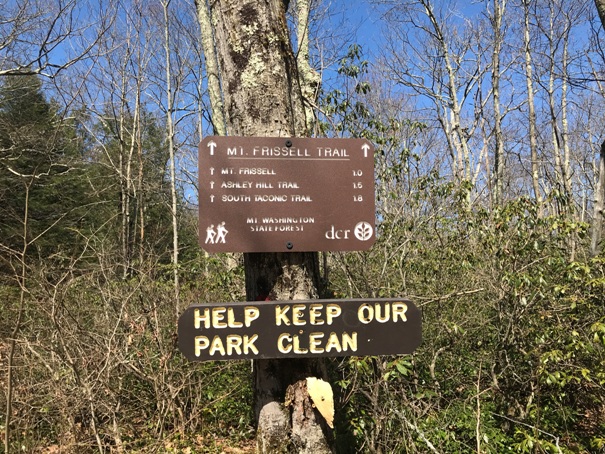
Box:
xmin=592 ymin=0 xmax=605 ymax=256
xmin=162 ymin=0 xmax=180 ymax=319
xmin=4 ymin=184 xmax=31 ymax=454
xmin=523 ymin=0 xmax=542 ymax=214
xmin=420 ymin=0 xmax=471 ymax=197
xmin=201 ymin=0 xmax=332 ymax=451
xmin=596 ymin=0 xmax=605 ymax=30
xmin=591 ymin=141 xmax=605 ymax=256
xmin=295 ymin=0 xmax=320 ymax=133
xmin=209 ymin=0 xmax=307 ymax=137
xmin=546 ymin=1 xmax=572 ymax=216
xmin=194 ymin=0 xmax=227 ymax=136
xmin=559 ymin=17 xmax=574 ymax=216
xmin=490 ymin=0 xmax=505 ymax=207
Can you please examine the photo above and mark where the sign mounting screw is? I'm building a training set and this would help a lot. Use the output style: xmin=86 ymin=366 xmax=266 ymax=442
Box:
xmin=285 ymin=140 xmax=292 ymax=147
xmin=286 ymin=242 xmax=294 ymax=250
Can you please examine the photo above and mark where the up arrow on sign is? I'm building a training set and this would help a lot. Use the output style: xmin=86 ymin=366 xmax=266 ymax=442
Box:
xmin=207 ymin=140 xmax=217 ymax=155
xmin=362 ymin=143 xmax=371 ymax=158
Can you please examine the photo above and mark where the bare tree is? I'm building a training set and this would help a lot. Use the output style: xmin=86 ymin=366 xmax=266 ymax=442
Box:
xmin=533 ymin=0 xmax=587 ymax=216
xmin=0 ymin=0 xmax=112 ymax=77
xmin=194 ymin=0 xmax=227 ymax=135
xmin=522 ymin=0 xmax=543 ymax=213
xmin=4 ymin=183 xmax=32 ymax=454
xmin=160 ymin=0 xmax=181 ymax=317
xmin=489 ymin=0 xmax=507 ymax=206
xmin=377 ymin=0 xmax=489 ymax=207
xmin=591 ymin=0 xmax=605 ymax=254
xmin=591 ymin=141 xmax=605 ymax=255
xmin=89 ymin=4 xmax=151 ymax=278
xmin=550 ymin=3 xmax=573 ymax=212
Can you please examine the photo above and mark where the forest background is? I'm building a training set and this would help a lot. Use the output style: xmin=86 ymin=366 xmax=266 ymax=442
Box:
xmin=1 ymin=0 xmax=605 ymax=452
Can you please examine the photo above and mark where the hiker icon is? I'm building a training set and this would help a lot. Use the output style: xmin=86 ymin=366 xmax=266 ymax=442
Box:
xmin=216 ymin=221 xmax=228 ymax=243
xmin=204 ymin=224 xmax=216 ymax=244
xmin=205 ymin=222 xmax=228 ymax=244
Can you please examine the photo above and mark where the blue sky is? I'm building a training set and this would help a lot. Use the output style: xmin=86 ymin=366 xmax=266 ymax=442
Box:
xmin=324 ymin=0 xmax=487 ymax=58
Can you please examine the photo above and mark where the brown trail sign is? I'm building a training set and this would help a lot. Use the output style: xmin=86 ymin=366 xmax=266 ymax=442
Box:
xmin=178 ymin=298 xmax=422 ymax=362
xmin=199 ymin=135 xmax=376 ymax=253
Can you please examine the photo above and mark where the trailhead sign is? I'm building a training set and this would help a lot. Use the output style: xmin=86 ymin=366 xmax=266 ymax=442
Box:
xmin=198 ymin=136 xmax=376 ymax=253
xmin=178 ymin=298 xmax=422 ymax=361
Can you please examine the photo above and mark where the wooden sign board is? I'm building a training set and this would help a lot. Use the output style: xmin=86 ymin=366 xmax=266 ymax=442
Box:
xmin=178 ymin=298 xmax=421 ymax=361
xmin=198 ymin=136 xmax=375 ymax=253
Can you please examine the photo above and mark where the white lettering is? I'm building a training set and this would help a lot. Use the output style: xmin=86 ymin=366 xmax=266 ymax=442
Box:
xmin=244 ymin=306 xmax=260 ymax=327
xmin=325 ymin=225 xmax=351 ymax=240
xmin=222 ymin=195 xmax=251 ymax=202
xmin=276 ymin=305 xmax=291 ymax=326
xmin=194 ymin=334 xmax=259 ymax=357
xmin=255 ymin=194 xmax=288 ymax=202
xmin=392 ymin=303 xmax=408 ymax=322
xmin=326 ymin=304 xmax=342 ymax=325
xmin=277 ymin=331 xmax=358 ymax=355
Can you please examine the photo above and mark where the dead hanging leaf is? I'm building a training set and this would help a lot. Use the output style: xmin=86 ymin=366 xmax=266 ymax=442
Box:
xmin=306 ymin=377 xmax=334 ymax=428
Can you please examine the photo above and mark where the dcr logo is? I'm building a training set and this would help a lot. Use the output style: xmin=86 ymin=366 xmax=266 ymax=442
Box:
xmin=354 ymin=222 xmax=373 ymax=241
xmin=325 ymin=221 xmax=373 ymax=241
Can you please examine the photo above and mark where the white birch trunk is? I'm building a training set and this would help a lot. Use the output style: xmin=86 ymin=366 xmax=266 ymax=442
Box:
xmin=547 ymin=6 xmax=565 ymax=214
xmin=590 ymin=0 xmax=605 ymax=255
xmin=560 ymin=28 xmax=573 ymax=211
xmin=523 ymin=0 xmax=542 ymax=213
xmin=591 ymin=141 xmax=605 ymax=256
xmin=162 ymin=0 xmax=180 ymax=317
xmin=421 ymin=0 xmax=471 ymax=187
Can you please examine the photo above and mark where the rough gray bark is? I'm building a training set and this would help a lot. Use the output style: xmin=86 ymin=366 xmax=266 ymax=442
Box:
xmin=596 ymin=0 xmax=605 ymax=29
xmin=209 ymin=0 xmax=307 ymax=137
xmin=201 ymin=0 xmax=332 ymax=451
xmin=490 ymin=0 xmax=506 ymax=207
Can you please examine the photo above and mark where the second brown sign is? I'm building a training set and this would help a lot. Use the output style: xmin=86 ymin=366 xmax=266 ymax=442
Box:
xmin=198 ymin=136 xmax=376 ymax=253
xmin=178 ymin=298 xmax=422 ymax=361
